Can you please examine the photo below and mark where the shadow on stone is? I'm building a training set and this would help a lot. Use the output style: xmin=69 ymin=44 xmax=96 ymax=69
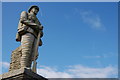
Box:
xmin=1 ymin=68 xmax=48 ymax=80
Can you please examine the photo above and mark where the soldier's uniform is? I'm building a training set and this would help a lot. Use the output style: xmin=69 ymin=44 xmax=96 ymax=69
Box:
xmin=16 ymin=6 xmax=43 ymax=68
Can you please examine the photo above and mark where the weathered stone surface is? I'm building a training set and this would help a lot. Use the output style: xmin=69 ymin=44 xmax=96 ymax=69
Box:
xmin=9 ymin=46 xmax=22 ymax=71
xmin=1 ymin=68 xmax=47 ymax=80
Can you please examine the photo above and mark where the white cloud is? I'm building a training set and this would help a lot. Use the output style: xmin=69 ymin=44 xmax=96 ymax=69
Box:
xmin=67 ymin=65 xmax=117 ymax=78
xmin=83 ymin=55 xmax=102 ymax=58
xmin=80 ymin=10 xmax=105 ymax=30
xmin=83 ymin=52 xmax=118 ymax=59
xmin=37 ymin=65 xmax=117 ymax=78
xmin=37 ymin=65 xmax=73 ymax=78
xmin=0 ymin=61 xmax=9 ymax=74
xmin=0 ymin=61 xmax=9 ymax=68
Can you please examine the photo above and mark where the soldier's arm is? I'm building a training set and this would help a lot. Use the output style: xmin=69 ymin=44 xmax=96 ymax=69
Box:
xmin=20 ymin=11 xmax=33 ymax=25
xmin=22 ymin=20 xmax=43 ymax=31
xmin=20 ymin=11 xmax=42 ymax=30
xmin=35 ymin=17 xmax=44 ymax=30
xmin=20 ymin=11 xmax=28 ymax=23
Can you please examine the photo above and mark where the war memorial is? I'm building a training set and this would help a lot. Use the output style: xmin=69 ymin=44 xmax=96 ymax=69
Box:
xmin=1 ymin=5 xmax=47 ymax=80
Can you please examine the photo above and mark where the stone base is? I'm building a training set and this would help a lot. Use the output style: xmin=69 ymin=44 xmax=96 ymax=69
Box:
xmin=0 ymin=68 xmax=48 ymax=80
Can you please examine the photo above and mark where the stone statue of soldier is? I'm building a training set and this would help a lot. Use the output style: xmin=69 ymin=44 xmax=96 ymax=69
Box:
xmin=16 ymin=5 xmax=43 ymax=70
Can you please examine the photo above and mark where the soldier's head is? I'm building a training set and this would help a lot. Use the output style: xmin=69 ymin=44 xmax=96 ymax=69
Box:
xmin=28 ymin=5 xmax=39 ymax=15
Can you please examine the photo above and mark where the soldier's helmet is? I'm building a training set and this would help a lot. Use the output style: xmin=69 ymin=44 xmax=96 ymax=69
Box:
xmin=28 ymin=5 xmax=39 ymax=13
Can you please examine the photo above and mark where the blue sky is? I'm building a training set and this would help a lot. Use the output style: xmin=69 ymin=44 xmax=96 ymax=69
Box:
xmin=1 ymin=2 xmax=118 ymax=78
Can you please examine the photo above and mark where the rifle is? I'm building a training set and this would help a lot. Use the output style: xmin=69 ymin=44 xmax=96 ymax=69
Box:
xmin=32 ymin=26 xmax=42 ymax=73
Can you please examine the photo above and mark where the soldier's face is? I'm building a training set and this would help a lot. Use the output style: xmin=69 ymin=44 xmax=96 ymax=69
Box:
xmin=31 ymin=8 xmax=38 ymax=15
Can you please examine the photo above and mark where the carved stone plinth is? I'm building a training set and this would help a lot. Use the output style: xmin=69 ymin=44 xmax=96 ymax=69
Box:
xmin=0 ymin=68 xmax=47 ymax=80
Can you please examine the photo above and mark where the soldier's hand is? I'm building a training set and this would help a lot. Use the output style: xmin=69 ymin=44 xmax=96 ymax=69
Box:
xmin=39 ymin=25 xmax=43 ymax=30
